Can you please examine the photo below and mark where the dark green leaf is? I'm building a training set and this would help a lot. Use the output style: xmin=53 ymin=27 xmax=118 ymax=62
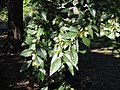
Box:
xmin=20 ymin=60 xmax=32 ymax=72
xmin=88 ymin=27 xmax=94 ymax=39
xmin=38 ymin=69 xmax=46 ymax=81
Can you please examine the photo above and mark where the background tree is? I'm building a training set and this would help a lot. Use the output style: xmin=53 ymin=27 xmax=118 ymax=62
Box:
xmin=8 ymin=0 xmax=23 ymax=51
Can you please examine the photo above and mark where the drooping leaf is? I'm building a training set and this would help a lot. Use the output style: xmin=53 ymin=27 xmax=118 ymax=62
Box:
xmin=82 ymin=36 xmax=90 ymax=47
xmin=50 ymin=53 xmax=62 ymax=76
xmin=63 ymin=54 xmax=74 ymax=75
xmin=41 ymin=11 xmax=47 ymax=21
xmin=20 ymin=60 xmax=32 ymax=72
xmin=71 ymin=44 xmax=78 ymax=66
xmin=89 ymin=8 xmax=96 ymax=17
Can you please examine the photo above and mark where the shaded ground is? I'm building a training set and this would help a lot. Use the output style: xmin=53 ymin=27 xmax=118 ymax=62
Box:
xmin=0 ymin=32 xmax=120 ymax=90
xmin=67 ymin=51 xmax=120 ymax=90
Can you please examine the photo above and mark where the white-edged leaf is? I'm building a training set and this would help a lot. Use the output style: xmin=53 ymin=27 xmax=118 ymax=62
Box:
xmin=63 ymin=54 xmax=74 ymax=75
xmin=20 ymin=49 xmax=33 ymax=57
xmin=64 ymin=53 xmax=78 ymax=70
xmin=50 ymin=53 xmax=62 ymax=76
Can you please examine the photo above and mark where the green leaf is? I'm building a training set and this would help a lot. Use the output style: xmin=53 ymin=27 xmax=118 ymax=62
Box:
xmin=79 ymin=50 xmax=87 ymax=54
xmin=41 ymin=11 xmax=47 ymax=21
xmin=89 ymin=8 xmax=96 ymax=17
xmin=20 ymin=60 xmax=32 ymax=72
xmin=25 ymin=36 xmax=35 ymax=44
xmin=88 ymin=27 xmax=94 ymax=39
xmin=37 ymin=48 xmax=47 ymax=60
xmin=50 ymin=53 xmax=62 ymax=76
xmin=36 ymin=28 xmax=43 ymax=39
xmin=92 ymin=25 xmax=98 ymax=32
xmin=71 ymin=44 xmax=78 ymax=66
xmin=86 ymin=0 xmax=90 ymax=3
xmin=38 ymin=69 xmax=46 ymax=81
xmin=60 ymin=26 xmax=78 ymax=32
xmin=64 ymin=53 xmax=78 ymax=70
xmin=63 ymin=54 xmax=74 ymax=75
xmin=82 ymin=36 xmax=90 ymax=47
xmin=60 ymin=32 xmax=77 ymax=40
xmin=34 ymin=56 xmax=44 ymax=68
xmin=41 ymin=86 xmax=48 ymax=90
xmin=58 ymin=85 xmax=65 ymax=90
xmin=27 ymin=29 xmax=37 ymax=35
xmin=30 ymin=44 xmax=36 ymax=50
xmin=108 ymin=32 xmax=115 ymax=39
xmin=20 ymin=49 xmax=33 ymax=57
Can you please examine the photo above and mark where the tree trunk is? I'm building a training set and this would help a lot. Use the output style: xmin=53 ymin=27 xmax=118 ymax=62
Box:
xmin=8 ymin=0 xmax=23 ymax=52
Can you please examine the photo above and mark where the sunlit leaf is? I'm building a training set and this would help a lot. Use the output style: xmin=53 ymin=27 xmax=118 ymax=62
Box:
xmin=20 ymin=49 xmax=33 ymax=57
xmin=82 ymin=36 xmax=90 ymax=47
xmin=41 ymin=86 xmax=48 ymax=90
xmin=89 ymin=8 xmax=96 ymax=17
xmin=63 ymin=54 xmax=74 ymax=75
xmin=50 ymin=53 xmax=62 ymax=76
xmin=108 ymin=32 xmax=115 ymax=39
xmin=41 ymin=11 xmax=47 ymax=21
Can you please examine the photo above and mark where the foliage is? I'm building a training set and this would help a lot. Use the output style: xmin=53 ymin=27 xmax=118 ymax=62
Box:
xmin=0 ymin=7 xmax=8 ymax=21
xmin=21 ymin=0 xmax=120 ymax=89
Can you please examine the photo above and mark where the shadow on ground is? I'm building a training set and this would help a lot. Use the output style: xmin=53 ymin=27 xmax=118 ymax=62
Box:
xmin=66 ymin=51 xmax=120 ymax=90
